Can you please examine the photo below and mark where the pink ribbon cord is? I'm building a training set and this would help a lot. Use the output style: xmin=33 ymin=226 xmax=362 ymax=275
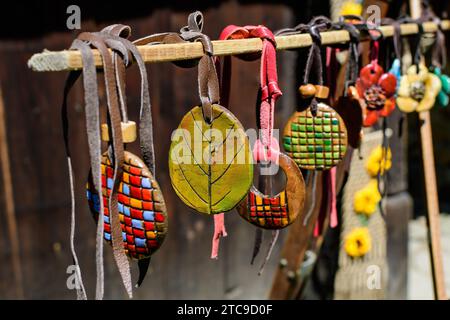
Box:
xmin=330 ymin=166 xmax=338 ymax=228
xmin=211 ymin=213 xmax=228 ymax=259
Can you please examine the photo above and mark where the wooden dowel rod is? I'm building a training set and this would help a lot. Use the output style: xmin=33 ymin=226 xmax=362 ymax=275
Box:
xmin=410 ymin=0 xmax=447 ymax=300
xmin=28 ymin=21 xmax=450 ymax=72
xmin=419 ymin=111 xmax=447 ymax=300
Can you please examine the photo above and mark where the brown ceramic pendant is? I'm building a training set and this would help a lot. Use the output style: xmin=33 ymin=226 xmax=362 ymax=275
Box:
xmin=169 ymin=104 xmax=253 ymax=215
xmin=283 ymin=102 xmax=348 ymax=170
xmin=87 ymin=151 xmax=168 ymax=260
xmin=237 ymin=153 xmax=305 ymax=229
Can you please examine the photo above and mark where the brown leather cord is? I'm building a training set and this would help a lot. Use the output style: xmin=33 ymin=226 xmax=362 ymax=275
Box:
xmin=276 ymin=17 xmax=331 ymax=116
xmin=101 ymin=25 xmax=156 ymax=175
xmin=419 ymin=6 xmax=448 ymax=69
xmin=63 ymin=37 xmax=107 ymax=300
xmin=77 ymin=31 xmax=132 ymax=299
xmin=85 ymin=32 xmax=132 ymax=298
xmin=333 ymin=20 xmax=361 ymax=93
xmin=276 ymin=16 xmax=332 ymax=86
xmin=134 ymin=12 xmax=224 ymax=259
xmin=179 ymin=11 xmax=220 ymax=122
xmin=133 ymin=12 xmax=220 ymax=123
xmin=62 ymin=68 xmax=89 ymax=300
xmin=381 ymin=18 xmax=403 ymax=64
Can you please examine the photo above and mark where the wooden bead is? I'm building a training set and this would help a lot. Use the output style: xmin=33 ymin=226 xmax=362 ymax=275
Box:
xmin=299 ymin=84 xmax=316 ymax=98
xmin=314 ymin=85 xmax=330 ymax=99
xmin=347 ymin=85 xmax=359 ymax=99
xmin=101 ymin=121 xmax=137 ymax=143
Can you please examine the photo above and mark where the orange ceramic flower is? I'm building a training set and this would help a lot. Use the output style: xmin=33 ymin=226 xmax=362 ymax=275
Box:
xmin=356 ymin=63 xmax=397 ymax=127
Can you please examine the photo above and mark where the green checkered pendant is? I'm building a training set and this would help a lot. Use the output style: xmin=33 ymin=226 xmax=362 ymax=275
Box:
xmin=283 ymin=103 xmax=348 ymax=170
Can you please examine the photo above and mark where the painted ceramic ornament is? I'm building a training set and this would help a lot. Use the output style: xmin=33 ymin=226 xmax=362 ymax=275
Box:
xmin=356 ymin=63 xmax=397 ymax=127
xmin=237 ymin=153 xmax=305 ymax=229
xmin=87 ymin=151 xmax=168 ymax=259
xmin=283 ymin=90 xmax=348 ymax=170
xmin=169 ymin=104 xmax=253 ymax=214
xmin=396 ymin=63 xmax=441 ymax=113
xmin=433 ymin=67 xmax=450 ymax=107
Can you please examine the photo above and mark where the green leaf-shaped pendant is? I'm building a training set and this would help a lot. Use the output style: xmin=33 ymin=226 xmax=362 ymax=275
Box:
xmin=237 ymin=153 xmax=305 ymax=229
xmin=283 ymin=103 xmax=348 ymax=170
xmin=169 ymin=104 xmax=253 ymax=214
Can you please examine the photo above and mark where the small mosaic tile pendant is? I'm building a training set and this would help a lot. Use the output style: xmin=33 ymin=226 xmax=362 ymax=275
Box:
xmin=86 ymin=151 xmax=168 ymax=260
xmin=237 ymin=152 xmax=305 ymax=229
xmin=283 ymin=102 xmax=348 ymax=170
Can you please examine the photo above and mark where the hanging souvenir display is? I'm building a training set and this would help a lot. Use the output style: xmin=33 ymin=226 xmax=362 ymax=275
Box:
xmin=280 ymin=18 xmax=348 ymax=170
xmin=355 ymin=40 xmax=397 ymax=127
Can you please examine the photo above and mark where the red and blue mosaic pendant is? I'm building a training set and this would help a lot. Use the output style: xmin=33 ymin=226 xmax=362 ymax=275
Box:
xmin=86 ymin=151 xmax=168 ymax=260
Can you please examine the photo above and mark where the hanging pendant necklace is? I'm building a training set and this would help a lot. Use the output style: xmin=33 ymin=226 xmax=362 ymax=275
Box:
xmin=85 ymin=25 xmax=169 ymax=290
xmin=217 ymin=24 xmax=305 ymax=273
xmin=168 ymin=12 xmax=253 ymax=259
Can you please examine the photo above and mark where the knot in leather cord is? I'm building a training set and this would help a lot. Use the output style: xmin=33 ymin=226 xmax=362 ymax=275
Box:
xmin=333 ymin=19 xmax=360 ymax=44
xmin=180 ymin=11 xmax=214 ymax=55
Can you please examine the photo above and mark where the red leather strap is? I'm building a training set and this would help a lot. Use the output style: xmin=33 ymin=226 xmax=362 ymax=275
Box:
xmin=370 ymin=40 xmax=379 ymax=66
xmin=217 ymin=25 xmax=282 ymax=162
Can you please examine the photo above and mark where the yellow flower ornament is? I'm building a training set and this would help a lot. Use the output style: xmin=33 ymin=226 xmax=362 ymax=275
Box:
xmin=344 ymin=227 xmax=372 ymax=258
xmin=396 ymin=63 xmax=441 ymax=113
xmin=353 ymin=180 xmax=381 ymax=216
xmin=365 ymin=146 xmax=392 ymax=177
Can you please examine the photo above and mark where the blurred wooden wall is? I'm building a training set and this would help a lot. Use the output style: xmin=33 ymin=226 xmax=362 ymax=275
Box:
xmin=0 ymin=0 xmax=329 ymax=299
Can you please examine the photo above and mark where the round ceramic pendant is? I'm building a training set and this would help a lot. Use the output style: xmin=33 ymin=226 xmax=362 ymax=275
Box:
xmin=237 ymin=153 xmax=305 ymax=229
xmin=86 ymin=151 xmax=168 ymax=260
xmin=283 ymin=103 xmax=348 ymax=170
xmin=169 ymin=104 xmax=253 ymax=214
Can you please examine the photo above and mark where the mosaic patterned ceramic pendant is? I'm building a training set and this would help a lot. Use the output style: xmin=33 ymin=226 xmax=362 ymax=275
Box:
xmin=237 ymin=153 xmax=305 ymax=229
xmin=169 ymin=104 xmax=253 ymax=214
xmin=87 ymin=151 xmax=168 ymax=259
xmin=283 ymin=103 xmax=348 ymax=170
